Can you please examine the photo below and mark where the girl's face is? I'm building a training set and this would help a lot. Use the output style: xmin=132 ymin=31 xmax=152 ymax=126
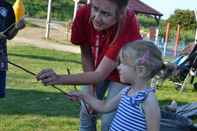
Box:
xmin=117 ymin=61 xmax=136 ymax=84
xmin=90 ymin=0 xmax=118 ymax=31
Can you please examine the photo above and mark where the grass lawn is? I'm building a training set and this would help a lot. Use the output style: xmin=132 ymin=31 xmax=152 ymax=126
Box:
xmin=0 ymin=42 xmax=196 ymax=131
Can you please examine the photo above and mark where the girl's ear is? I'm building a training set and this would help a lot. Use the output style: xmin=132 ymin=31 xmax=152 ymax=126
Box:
xmin=135 ymin=65 xmax=146 ymax=78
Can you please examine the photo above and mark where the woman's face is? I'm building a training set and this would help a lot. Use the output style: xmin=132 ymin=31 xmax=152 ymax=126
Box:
xmin=90 ymin=0 xmax=118 ymax=31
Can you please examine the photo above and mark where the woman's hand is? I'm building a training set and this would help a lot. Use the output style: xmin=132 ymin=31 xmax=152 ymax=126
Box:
xmin=36 ymin=69 xmax=61 ymax=86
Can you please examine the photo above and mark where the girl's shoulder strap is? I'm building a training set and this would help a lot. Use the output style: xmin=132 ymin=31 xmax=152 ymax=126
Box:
xmin=145 ymin=87 xmax=156 ymax=94
xmin=131 ymin=87 xmax=156 ymax=105
xmin=142 ymin=87 xmax=156 ymax=101
xmin=120 ymin=86 xmax=130 ymax=96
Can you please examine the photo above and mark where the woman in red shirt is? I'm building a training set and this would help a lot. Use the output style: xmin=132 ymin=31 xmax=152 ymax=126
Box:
xmin=37 ymin=0 xmax=141 ymax=130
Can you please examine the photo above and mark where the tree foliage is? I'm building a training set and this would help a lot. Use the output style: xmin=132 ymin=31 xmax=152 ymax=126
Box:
xmin=167 ymin=9 xmax=197 ymax=31
xmin=7 ymin=1 xmax=196 ymax=43
xmin=138 ymin=15 xmax=158 ymax=28
xmin=9 ymin=0 xmax=74 ymax=21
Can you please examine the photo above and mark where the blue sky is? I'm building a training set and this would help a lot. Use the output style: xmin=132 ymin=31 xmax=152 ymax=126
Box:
xmin=141 ymin=0 xmax=197 ymax=19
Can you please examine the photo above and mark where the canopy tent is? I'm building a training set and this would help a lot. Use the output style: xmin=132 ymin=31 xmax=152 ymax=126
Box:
xmin=127 ymin=0 xmax=163 ymax=44
xmin=128 ymin=0 xmax=163 ymax=24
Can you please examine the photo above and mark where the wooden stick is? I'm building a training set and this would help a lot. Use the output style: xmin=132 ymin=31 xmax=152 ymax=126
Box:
xmin=8 ymin=60 xmax=70 ymax=96
xmin=66 ymin=68 xmax=90 ymax=114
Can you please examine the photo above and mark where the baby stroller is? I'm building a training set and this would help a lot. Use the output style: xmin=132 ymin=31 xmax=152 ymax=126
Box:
xmin=172 ymin=43 xmax=197 ymax=92
xmin=151 ymin=44 xmax=197 ymax=92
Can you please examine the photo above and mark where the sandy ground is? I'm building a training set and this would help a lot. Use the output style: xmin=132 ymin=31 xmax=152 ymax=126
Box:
xmin=9 ymin=18 xmax=80 ymax=54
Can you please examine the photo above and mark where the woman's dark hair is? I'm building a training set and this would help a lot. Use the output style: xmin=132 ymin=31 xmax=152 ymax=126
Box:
xmin=109 ymin=0 xmax=129 ymax=10
xmin=108 ymin=0 xmax=129 ymax=46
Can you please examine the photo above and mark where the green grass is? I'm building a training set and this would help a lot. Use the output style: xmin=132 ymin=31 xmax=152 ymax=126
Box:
xmin=1 ymin=43 xmax=82 ymax=131
xmin=0 ymin=43 xmax=196 ymax=130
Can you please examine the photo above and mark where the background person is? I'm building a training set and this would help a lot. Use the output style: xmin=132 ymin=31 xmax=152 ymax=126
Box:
xmin=0 ymin=0 xmax=25 ymax=98
xmin=37 ymin=0 xmax=141 ymax=130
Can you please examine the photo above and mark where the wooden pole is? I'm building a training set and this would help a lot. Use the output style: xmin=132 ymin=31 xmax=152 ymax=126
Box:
xmin=45 ymin=0 xmax=52 ymax=39
xmin=73 ymin=0 xmax=79 ymax=20
xmin=194 ymin=10 xmax=197 ymax=44
xmin=163 ymin=23 xmax=170 ymax=56
xmin=155 ymin=27 xmax=159 ymax=46
xmin=173 ymin=24 xmax=180 ymax=56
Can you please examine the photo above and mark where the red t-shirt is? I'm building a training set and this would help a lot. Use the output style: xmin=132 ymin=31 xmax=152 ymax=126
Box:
xmin=71 ymin=5 xmax=142 ymax=82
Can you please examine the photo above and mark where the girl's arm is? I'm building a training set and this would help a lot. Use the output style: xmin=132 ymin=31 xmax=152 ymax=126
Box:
xmin=144 ymin=93 xmax=160 ymax=131
xmin=69 ymin=91 xmax=122 ymax=113
xmin=37 ymin=56 xmax=117 ymax=85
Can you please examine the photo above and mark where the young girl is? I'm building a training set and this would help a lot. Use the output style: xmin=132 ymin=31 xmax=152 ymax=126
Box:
xmin=68 ymin=40 xmax=171 ymax=131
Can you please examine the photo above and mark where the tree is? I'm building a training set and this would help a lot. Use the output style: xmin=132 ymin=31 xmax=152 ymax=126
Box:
xmin=167 ymin=9 xmax=197 ymax=31
xmin=10 ymin=0 xmax=74 ymax=21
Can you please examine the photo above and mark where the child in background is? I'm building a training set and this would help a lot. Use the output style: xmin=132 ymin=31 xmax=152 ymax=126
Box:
xmin=68 ymin=40 xmax=174 ymax=131
xmin=0 ymin=0 xmax=25 ymax=98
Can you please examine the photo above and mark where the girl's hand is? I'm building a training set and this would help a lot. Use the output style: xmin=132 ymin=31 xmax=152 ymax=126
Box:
xmin=67 ymin=92 xmax=82 ymax=101
xmin=36 ymin=69 xmax=61 ymax=86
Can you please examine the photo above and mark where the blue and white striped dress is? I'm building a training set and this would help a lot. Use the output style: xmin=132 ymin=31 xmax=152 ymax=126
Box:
xmin=110 ymin=87 xmax=155 ymax=131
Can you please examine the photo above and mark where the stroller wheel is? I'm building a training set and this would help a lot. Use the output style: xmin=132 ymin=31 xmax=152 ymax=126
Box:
xmin=193 ymin=83 xmax=197 ymax=91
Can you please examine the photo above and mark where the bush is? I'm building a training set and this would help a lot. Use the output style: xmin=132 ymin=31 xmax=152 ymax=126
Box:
xmin=138 ymin=15 xmax=158 ymax=28
xmin=9 ymin=0 xmax=74 ymax=21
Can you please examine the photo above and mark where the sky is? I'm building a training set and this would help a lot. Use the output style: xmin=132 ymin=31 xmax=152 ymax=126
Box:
xmin=141 ymin=0 xmax=197 ymax=19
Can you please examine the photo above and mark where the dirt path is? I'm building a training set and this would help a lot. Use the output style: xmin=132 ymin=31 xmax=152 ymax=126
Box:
xmin=12 ymin=36 xmax=80 ymax=54
xmin=9 ymin=18 xmax=80 ymax=54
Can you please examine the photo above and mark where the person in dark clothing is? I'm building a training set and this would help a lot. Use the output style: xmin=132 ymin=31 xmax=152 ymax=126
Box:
xmin=0 ymin=0 xmax=25 ymax=98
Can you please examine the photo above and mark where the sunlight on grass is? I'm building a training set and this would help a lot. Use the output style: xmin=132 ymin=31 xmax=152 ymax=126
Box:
xmin=0 ymin=44 xmax=196 ymax=130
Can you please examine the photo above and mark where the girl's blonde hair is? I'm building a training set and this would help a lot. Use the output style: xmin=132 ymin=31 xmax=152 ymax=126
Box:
xmin=120 ymin=40 xmax=175 ymax=80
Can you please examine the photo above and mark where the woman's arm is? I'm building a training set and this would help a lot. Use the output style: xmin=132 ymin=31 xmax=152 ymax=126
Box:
xmin=80 ymin=44 xmax=94 ymax=72
xmin=37 ymin=56 xmax=117 ymax=85
xmin=144 ymin=93 xmax=160 ymax=131
xmin=69 ymin=91 xmax=121 ymax=113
